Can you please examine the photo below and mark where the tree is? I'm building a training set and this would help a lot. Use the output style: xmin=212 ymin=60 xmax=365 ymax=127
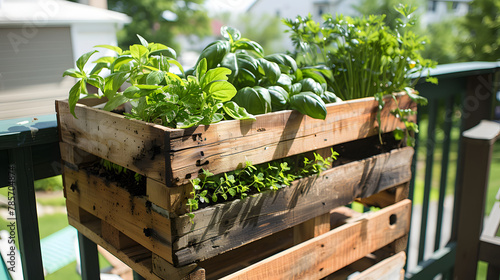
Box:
xmin=422 ymin=19 xmax=464 ymax=64
xmin=107 ymin=0 xmax=211 ymax=51
xmin=353 ymin=0 xmax=423 ymax=30
xmin=459 ymin=0 xmax=500 ymax=61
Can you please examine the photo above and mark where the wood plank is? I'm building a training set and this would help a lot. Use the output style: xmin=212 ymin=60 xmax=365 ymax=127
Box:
xmin=168 ymin=94 xmax=415 ymax=184
xmin=349 ymin=251 xmax=406 ymax=280
xmin=200 ymin=228 xmax=294 ymax=280
xmin=146 ymin=178 xmax=191 ymax=215
xmin=219 ymin=200 xmax=411 ymax=280
xmin=63 ymin=167 xmax=175 ymax=264
xmin=152 ymin=254 xmax=205 ymax=280
xmin=293 ymin=213 xmax=331 ymax=244
xmin=57 ymin=100 xmax=169 ymax=183
xmin=59 ymin=142 xmax=98 ymax=168
xmin=483 ymin=202 xmax=500 ymax=237
xmin=68 ymin=216 xmax=204 ymax=280
xmin=170 ymin=147 xmax=413 ymax=264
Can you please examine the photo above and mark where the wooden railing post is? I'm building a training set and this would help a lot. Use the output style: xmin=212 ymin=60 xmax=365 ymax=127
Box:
xmin=453 ymin=120 xmax=500 ymax=279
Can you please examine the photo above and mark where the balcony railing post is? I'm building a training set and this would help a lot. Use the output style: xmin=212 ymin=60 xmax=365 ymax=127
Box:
xmin=453 ymin=120 xmax=500 ymax=279
xmin=8 ymin=146 xmax=45 ymax=279
xmin=78 ymin=232 xmax=101 ymax=280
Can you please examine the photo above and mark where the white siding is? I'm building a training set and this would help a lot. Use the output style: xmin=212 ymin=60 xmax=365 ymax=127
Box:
xmin=0 ymin=26 xmax=74 ymax=120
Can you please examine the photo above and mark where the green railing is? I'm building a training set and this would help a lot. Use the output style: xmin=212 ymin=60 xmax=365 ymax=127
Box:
xmin=406 ymin=61 xmax=500 ymax=279
xmin=0 ymin=61 xmax=498 ymax=279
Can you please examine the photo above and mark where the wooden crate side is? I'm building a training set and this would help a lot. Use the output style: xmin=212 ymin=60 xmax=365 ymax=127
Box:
xmin=170 ymin=148 xmax=413 ymax=266
xmin=63 ymin=167 xmax=175 ymax=264
xmin=173 ymin=147 xmax=413 ymax=239
xmin=56 ymin=100 xmax=169 ymax=183
xmin=169 ymin=94 xmax=416 ymax=184
xmin=219 ymin=199 xmax=411 ymax=280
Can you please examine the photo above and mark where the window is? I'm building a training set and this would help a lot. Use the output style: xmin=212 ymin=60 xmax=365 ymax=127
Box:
xmin=428 ymin=0 xmax=437 ymax=12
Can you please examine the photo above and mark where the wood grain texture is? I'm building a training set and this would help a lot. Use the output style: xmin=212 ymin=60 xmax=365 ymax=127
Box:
xmin=349 ymin=251 xmax=406 ymax=280
xmin=293 ymin=213 xmax=331 ymax=244
xmin=63 ymin=167 xmax=175 ymax=263
xmin=170 ymin=147 xmax=413 ymax=265
xmin=57 ymin=100 xmax=169 ymax=183
xmin=57 ymin=93 xmax=416 ymax=186
xmin=220 ymin=200 xmax=411 ymax=280
xmin=67 ymin=216 xmax=163 ymax=280
xmin=146 ymin=178 xmax=191 ymax=215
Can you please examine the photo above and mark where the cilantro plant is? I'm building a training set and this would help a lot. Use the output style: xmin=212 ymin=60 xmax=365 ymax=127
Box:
xmin=187 ymin=149 xmax=339 ymax=219
xmin=283 ymin=5 xmax=436 ymax=145
xmin=63 ymin=35 xmax=254 ymax=128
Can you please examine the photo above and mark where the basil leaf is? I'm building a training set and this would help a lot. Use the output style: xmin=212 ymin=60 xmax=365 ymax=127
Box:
xmin=103 ymin=94 xmax=129 ymax=111
xmin=68 ymin=80 xmax=83 ymax=118
xmin=146 ymin=70 xmax=165 ymax=85
xmin=201 ymin=67 xmax=232 ymax=90
xmin=232 ymin=86 xmax=272 ymax=115
xmin=289 ymin=83 xmax=303 ymax=96
xmin=63 ymin=68 xmax=84 ymax=79
xmin=290 ymin=92 xmax=327 ymax=120
xmin=94 ymin=44 xmax=123 ymax=55
xmin=276 ymin=74 xmax=292 ymax=92
xmin=258 ymin=58 xmax=281 ymax=85
xmin=223 ymin=101 xmax=256 ymax=120
xmin=221 ymin=26 xmax=241 ymax=42
xmin=136 ymin=34 xmax=149 ymax=48
xmin=197 ymin=41 xmax=231 ymax=69
xmin=207 ymin=81 xmax=237 ymax=102
xmin=233 ymin=39 xmax=264 ymax=57
xmin=196 ymin=58 xmax=208 ymax=79
xmin=130 ymin=44 xmax=149 ymax=64
xmin=267 ymin=86 xmax=289 ymax=111
xmin=299 ymin=78 xmax=324 ymax=96
xmin=320 ymin=91 xmax=342 ymax=103
xmin=177 ymin=115 xmax=204 ymax=129
xmin=264 ymin=53 xmax=298 ymax=73
xmin=103 ymin=72 xmax=130 ymax=99
xmin=123 ymin=86 xmax=141 ymax=99
xmin=76 ymin=50 xmax=98 ymax=72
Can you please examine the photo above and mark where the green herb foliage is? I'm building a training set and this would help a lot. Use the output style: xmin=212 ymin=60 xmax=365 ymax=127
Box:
xmin=283 ymin=5 xmax=436 ymax=144
xmin=63 ymin=35 xmax=254 ymax=127
xmin=194 ymin=26 xmax=342 ymax=120
xmin=187 ymin=149 xmax=339 ymax=219
xmin=283 ymin=5 xmax=437 ymax=99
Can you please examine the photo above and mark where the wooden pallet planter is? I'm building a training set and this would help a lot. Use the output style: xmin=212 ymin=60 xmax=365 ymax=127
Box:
xmin=56 ymin=92 xmax=416 ymax=278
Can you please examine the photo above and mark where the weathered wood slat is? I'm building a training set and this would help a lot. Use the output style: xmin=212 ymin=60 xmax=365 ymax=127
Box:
xmin=171 ymin=147 xmax=413 ymax=257
xmin=67 ymin=215 xmax=204 ymax=280
xmin=57 ymin=93 xmax=415 ymax=186
xmin=63 ymin=166 xmax=175 ymax=264
xmin=168 ymin=94 xmax=415 ymax=183
xmin=219 ymin=199 xmax=411 ymax=280
xmin=57 ymin=101 xmax=169 ymax=182
xmin=349 ymin=251 xmax=406 ymax=280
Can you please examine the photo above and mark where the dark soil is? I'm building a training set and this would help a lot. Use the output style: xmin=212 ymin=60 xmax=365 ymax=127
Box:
xmin=84 ymin=163 xmax=146 ymax=196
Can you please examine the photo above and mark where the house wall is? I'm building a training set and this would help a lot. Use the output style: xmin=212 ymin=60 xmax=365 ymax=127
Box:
xmin=0 ymin=26 xmax=75 ymax=120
